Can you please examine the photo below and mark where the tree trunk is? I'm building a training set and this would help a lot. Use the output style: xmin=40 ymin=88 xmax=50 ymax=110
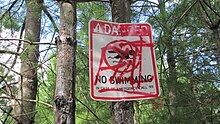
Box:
xmin=110 ymin=0 xmax=134 ymax=124
xmin=54 ymin=1 xmax=77 ymax=124
xmin=213 ymin=28 xmax=220 ymax=77
xmin=166 ymin=38 xmax=177 ymax=124
xmin=14 ymin=0 xmax=42 ymax=123
xmin=157 ymin=0 xmax=177 ymax=122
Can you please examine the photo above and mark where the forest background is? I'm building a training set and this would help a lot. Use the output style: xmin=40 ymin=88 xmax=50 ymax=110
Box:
xmin=0 ymin=0 xmax=219 ymax=124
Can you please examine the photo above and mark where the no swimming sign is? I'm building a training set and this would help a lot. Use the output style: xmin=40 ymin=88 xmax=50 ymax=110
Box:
xmin=89 ymin=20 xmax=160 ymax=101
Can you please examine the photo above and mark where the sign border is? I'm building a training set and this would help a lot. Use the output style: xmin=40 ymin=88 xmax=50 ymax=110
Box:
xmin=89 ymin=20 xmax=160 ymax=101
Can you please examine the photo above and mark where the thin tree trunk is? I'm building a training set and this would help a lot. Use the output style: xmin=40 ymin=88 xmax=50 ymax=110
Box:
xmin=110 ymin=0 xmax=134 ymax=124
xmin=54 ymin=1 xmax=77 ymax=124
xmin=213 ymin=28 xmax=220 ymax=77
xmin=157 ymin=0 xmax=177 ymax=122
xmin=166 ymin=38 xmax=177 ymax=124
xmin=14 ymin=0 xmax=42 ymax=123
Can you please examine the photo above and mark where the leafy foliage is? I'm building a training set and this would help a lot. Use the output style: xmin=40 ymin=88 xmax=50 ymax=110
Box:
xmin=0 ymin=0 xmax=219 ymax=123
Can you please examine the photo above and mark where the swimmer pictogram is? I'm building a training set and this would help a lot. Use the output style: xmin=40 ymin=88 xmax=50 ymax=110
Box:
xmin=108 ymin=49 xmax=135 ymax=60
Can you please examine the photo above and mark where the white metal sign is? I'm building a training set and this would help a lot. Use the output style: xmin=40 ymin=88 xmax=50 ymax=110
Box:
xmin=89 ymin=20 xmax=160 ymax=101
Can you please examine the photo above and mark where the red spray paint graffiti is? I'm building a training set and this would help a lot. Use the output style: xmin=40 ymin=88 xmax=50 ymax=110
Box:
xmin=94 ymin=37 xmax=154 ymax=94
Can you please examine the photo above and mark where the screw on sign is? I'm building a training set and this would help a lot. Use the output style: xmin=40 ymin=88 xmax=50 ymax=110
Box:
xmin=89 ymin=20 xmax=160 ymax=101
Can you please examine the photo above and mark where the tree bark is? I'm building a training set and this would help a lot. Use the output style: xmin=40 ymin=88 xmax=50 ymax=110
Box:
xmin=14 ymin=0 xmax=42 ymax=123
xmin=111 ymin=0 xmax=131 ymax=23
xmin=54 ymin=1 xmax=77 ymax=124
xmin=166 ymin=37 xmax=177 ymax=124
xmin=110 ymin=0 xmax=134 ymax=124
xmin=157 ymin=0 xmax=177 ymax=122
xmin=212 ymin=28 xmax=220 ymax=77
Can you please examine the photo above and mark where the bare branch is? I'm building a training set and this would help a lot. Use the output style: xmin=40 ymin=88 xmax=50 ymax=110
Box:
xmin=3 ymin=107 xmax=13 ymax=123
xmin=0 ymin=96 xmax=53 ymax=108
xmin=0 ymin=82 xmax=18 ymax=90
xmin=172 ymin=0 xmax=199 ymax=30
xmin=0 ymin=63 xmax=21 ymax=76
xmin=0 ymin=0 xmax=19 ymax=20
xmin=42 ymin=5 xmax=59 ymax=32
xmin=199 ymin=0 xmax=214 ymax=27
xmin=0 ymin=106 xmax=20 ymax=123
xmin=202 ymin=0 xmax=220 ymax=18
xmin=0 ymin=50 xmax=20 ymax=56
xmin=75 ymin=97 xmax=107 ymax=124
xmin=0 ymin=38 xmax=56 ymax=45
